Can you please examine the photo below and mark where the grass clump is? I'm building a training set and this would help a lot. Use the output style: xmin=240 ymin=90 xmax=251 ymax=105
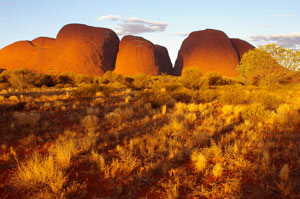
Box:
xmin=10 ymin=152 xmax=67 ymax=196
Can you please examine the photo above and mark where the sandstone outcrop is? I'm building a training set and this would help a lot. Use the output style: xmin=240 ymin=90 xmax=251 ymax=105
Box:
xmin=155 ymin=45 xmax=173 ymax=75
xmin=32 ymin=37 xmax=55 ymax=49
xmin=173 ymin=29 xmax=254 ymax=77
xmin=0 ymin=24 xmax=120 ymax=75
xmin=230 ymin=38 xmax=255 ymax=60
xmin=114 ymin=35 xmax=173 ymax=75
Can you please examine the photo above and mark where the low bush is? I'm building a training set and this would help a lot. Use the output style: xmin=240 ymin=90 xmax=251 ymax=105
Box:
xmin=241 ymin=103 xmax=270 ymax=122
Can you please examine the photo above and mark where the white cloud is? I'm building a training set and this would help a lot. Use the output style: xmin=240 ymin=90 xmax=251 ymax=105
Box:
xmin=249 ymin=33 xmax=300 ymax=49
xmin=97 ymin=15 xmax=121 ymax=21
xmin=115 ymin=17 xmax=168 ymax=35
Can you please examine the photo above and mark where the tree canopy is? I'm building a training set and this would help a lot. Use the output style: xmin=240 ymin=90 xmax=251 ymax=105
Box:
xmin=237 ymin=44 xmax=299 ymax=86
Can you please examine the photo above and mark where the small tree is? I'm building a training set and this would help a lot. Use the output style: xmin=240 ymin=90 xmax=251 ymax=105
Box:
xmin=237 ymin=46 xmax=291 ymax=86
xmin=261 ymin=44 xmax=300 ymax=72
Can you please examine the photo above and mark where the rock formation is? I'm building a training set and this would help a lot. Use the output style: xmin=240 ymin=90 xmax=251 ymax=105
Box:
xmin=114 ymin=35 xmax=173 ymax=75
xmin=0 ymin=41 xmax=40 ymax=72
xmin=32 ymin=37 xmax=55 ymax=49
xmin=173 ymin=29 xmax=254 ymax=77
xmin=230 ymin=39 xmax=255 ymax=60
xmin=155 ymin=45 xmax=173 ymax=75
xmin=0 ymin=24 xmax=120 ymax=75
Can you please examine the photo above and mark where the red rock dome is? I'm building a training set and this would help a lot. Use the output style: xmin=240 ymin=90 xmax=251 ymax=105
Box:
xmin=43 ymin=24 xmax=119 ymax=75
xmin=173 ymin=29 xmax=241 ymax=77
xmin=114 ymin=35 xmax=172 ymax=76
xmin=230 ymin=38 xmax=255 ymax=60
xmin=0 ymin=24 xmax=120 ymax=75
xmin=32 ymin=37 xmax=55 ymax=49
xmin=0 ymin=41 xmax=40 ymax=72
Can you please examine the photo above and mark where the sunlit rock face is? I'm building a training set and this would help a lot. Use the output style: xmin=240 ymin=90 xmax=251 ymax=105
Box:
xmin=0 ymin=24 xmax=120 ymax=75
xmin=114 ymin=35 xmax=173 ymax=76
xmin=173 ymin=29 xmax=253 ymax=77
xmin=230 ymin=38 xmax=255 ymax=60
xmin=0 ymin=41 xmax=41 ymax=72
xmin=32 ymin=37 xmax=55 ymax=49
xmin=43 ymin=24 xmax=120 ymax=75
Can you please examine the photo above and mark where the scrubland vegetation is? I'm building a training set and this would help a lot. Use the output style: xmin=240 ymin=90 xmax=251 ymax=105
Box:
xmin=1 ymin=45 xmax=300 ymax=199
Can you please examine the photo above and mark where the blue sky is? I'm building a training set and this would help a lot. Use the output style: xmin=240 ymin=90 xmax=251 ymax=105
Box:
xmin=0 ymin=0 xmax=299 ymax=63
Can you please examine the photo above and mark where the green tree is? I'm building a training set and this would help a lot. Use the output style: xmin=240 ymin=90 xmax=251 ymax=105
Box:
xmin=261 ymin=44 xmax=300 ymax=72
xmin=237 ymin=46 xmax=292 ymax=86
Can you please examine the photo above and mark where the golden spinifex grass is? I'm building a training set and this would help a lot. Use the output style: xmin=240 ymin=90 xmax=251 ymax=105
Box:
xmin=11 ymin=152 xmax=67 ymax=195
xmin=1 ymin=68 xmax=300 ymax=198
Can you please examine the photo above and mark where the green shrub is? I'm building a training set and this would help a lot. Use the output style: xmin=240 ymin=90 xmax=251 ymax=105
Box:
xmin=70 ymin=84 xmax=99 ymax=99
xmin=218 ymin=86 xmax=248 ymax=105
xmin=193 ymin=89 xmax=218 ymax=103
xmin=179 ymin=68 xmax=208 ymax=89
xmin=4 ymin=69 xmax=37 ymax=90
xmin=138 ymin=89 xmax=172 ymax=108
xmin=204 ymin=72 xmax=226 ymax=86
xmin=132 ymin=74 xmax=152 ymax=89
xmin=73 ymin=74 xmax=94 ymax=86
xmin=170 ymin=87 xmax=192 ymax=103
xmin=250 ymin=90 xmax=285 ymax=110
xmin=55 ymin=72 xmax=74 ymax=85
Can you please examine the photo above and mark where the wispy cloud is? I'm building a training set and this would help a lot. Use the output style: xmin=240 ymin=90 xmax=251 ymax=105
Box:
xmin=174 ymin=32 xmax=190 ymax=37
xmin=114 ymin=17 xmax=168 ymax=35
xmin=249 ymin=33 xmax=300 ymax=49
xmin=97 ymin=14 xmax=121 ymax=21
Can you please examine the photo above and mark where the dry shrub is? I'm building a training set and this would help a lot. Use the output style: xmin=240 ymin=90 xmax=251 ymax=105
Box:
xmin=218 ymin=87 xmax=248 ymax=105
xmin=113 ymin=107 xmax=134 ymax=121
xmin=104 ymin=151 xmax=141 ymax=178
xmin=268 ymin=103 xmax=300 ymax=131
xmin=50 ymin=131 xmax=97 ymax=169
xmin=105 ymin=112 xmax=121 ymax=126
xmin=212 ymin=163 xmax=223 ymax=178
xmin=191 ymin=151 xmax=207 ymax=172
xmin=241 ymin=103 xmax=270 ymax=122
xmin=8 ymin=95 xmax=19 ymax=103
xmin=193 ymin=90 xmax=218 ymax=103
xmin=251 ymin=90 xmax=285 ymax=110
xmin=180 ymin=67 xmax=207 ymax=89
xmin=10 ymin=152 xmax=67 ymax=195
xmin=49 ymin=138 xmax=77 ymax=169
xmin=81 ymin=115 xmax=99 ymax=133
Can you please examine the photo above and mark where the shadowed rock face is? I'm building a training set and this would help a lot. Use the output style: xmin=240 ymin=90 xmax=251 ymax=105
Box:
xmin=230 ymin=38 xmax=255 ymax=60
xmin=0 ymin=68 xmax=5 ymax=73
xmin=173 ymin=29 xmax=253 ymax=77
xmin=114 ymin=35 xmax=173 ymax=75
xmin=0 ymin=24 xmax=120 ymax=75
xmin=155 ymin=45 xmax=173 ymax=75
